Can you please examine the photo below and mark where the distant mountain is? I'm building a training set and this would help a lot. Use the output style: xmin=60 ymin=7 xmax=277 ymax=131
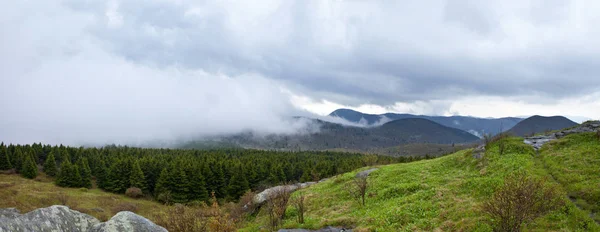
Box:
xmin=506 ymin=115 xmax=579 ymax=137
xmin=330 ymin=108 xmax=523 ymax=137
xmin=182 ymin=117 xmax=480 ymax=156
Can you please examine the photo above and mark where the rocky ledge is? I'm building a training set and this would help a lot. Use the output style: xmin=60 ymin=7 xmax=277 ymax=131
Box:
xmin=524 ymin=120 xmax=600 ymax=150
xmin=0 ymin=205 xmax=166 ymax=232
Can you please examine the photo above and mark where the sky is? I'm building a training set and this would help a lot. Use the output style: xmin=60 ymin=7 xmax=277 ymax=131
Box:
xmin=2 ymin=0 xmax=600 ymax=145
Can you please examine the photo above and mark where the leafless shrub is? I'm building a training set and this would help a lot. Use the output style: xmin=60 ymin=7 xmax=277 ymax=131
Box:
xmin=208 ymin=193 xmax=236 ymax=232
xmin=265 ymin=185 xmax=292 ymax=230
xmin=482 ymin=172 xmax=564 ymax=232
xmin=345 ymin=176 xmax=368 ymax=206
xmin=111 ymin=202 xmax=138 ymax=214
xmin=292 ymin=192 xmax=306 ymax=224
xmin=125 ymin=187 xmax=143 ymax=198
xmin=229 ymin=190 xmax=256 ymax=222
xmin=154 ymin=204 xmax=210 ymax=232
xmin=57 ymin=192 xmax=70 ymax=205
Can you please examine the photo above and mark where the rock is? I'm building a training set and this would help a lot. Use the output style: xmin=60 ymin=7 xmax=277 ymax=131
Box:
xmin=355 ymin=168 xmax=378 ymax=178
xmin=0 ymin=205 xmax=100 ymax=232
xmin=524 ymin=121 xmax=600 ymax=150
xmin=278 ymin=226 xmax=352 ymax=232
xmin=318 ymin=178 xmax=329 ymax=183
xmin=472 ymin=144 xmax=485 ymax=159
xmin=253 ymin=185 xmax=299 ymax=205
xmin=0 ymin=205 xmax=166 ymax=232
xmin=253 ymin=180 xmax=323 ymax=205
xmin=0 ymin=208 xmax=20 ymax=219
xmin=91 ymin=211 xmax=167 ymax=232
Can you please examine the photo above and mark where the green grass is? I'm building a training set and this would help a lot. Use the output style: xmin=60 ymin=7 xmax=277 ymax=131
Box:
xmin=539 ymin=132 xmax=600 ymax=223
xmin=241 ymin=137 xmax=600 ymax=231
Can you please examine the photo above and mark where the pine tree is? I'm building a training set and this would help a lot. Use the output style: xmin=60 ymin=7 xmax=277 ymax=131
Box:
xmin=154 ymin=168 xmax=170 ymax=202
xmin=228 ymin=164 xmax=250 ymax=201
xmin=43 ymin=151 xmax=58 ymax=177
xmin=187 ymin=165 xmax=208 ymax=202
xmin=0 ymin=142 xmax=12 ymax=170
xmin=129 ymin=161 xmax=147 ymax=192
xmin=12 ymin=148 xmax=24 ymax=173
xmin=77 ymin=158 xmax=92 ymax=188
xmin=95 ymin=159 xmax=108 ymax=189
xmin=21 ymin=152 xmax=38 ymax=179
xmin=211 ymin=163 xmax=227 ymax=199
xmin=56 ymin=160 xmax=81 ymax=187
xmin=169 ymin=168 xmax=190 ymax=203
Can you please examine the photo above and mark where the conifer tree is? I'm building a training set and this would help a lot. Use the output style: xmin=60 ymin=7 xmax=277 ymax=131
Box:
xmin=169 ymin=168 xmax=191 ymax=203
xmin=95 ymin=159 xmax=108 ymax=189
xmin=77 ymin=158 xmax=92 ymax=188
xmin=154 ymin=168 xmax=170 ymax=201
xmin=0 ymin=142 xmax=11 ymax=170
xmin=56 ymin=160 xmax=82 ymax=187
xmin=228 ymin=164 xmax=250 ymax=201
xmin=21 ymin=152 xmax=38 ymax=179
xmin=187 ymin=165 xmax=208 ymax=202
xmin=129 ymin=161 xmax=147 ymax=192
xmin=12 ymin=148 xmax=24 ymax=173
xmin=43 ymin=151 xmax=58 ymax=177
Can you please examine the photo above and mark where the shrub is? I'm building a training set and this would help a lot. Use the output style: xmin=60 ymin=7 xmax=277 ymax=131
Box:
xmin=111 ymin=202 xmax=138 ymax=214
xmin=57 ymin=192 xmax=70 ymax=205
xmin=345 ymin=176 xmax=368 ymax=206
xmin=125 ymin=187 xmax=143 ymax=198
xmin=153 ymin=204 xmax=210 ymax=232
xmin=265 ymin=186 xmax=292 ymax=230
xmin=482 ymin=171 xmax=564 ymax=232
xmin=292 ymin=192 xmax=306 ymax=224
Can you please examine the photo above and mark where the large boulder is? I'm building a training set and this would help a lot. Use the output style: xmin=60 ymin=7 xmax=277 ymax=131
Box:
xmin=0 ymin=206 xmax=166 ymax=232
xmin=0 ymin=205 xmax=100 ymax=232
xmin=91 ymin=211 xmax=167 ymax=232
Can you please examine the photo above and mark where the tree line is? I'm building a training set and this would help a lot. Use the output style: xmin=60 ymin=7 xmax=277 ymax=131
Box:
xmin=0 ymin=142 xmax=423 ymax=203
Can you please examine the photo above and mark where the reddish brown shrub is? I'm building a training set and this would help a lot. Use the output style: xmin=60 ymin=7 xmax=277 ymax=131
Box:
xmin=125 ymin=187 xmax=143 ymax=198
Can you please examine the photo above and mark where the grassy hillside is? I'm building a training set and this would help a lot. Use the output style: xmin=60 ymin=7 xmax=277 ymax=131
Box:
xmin=539 ymin=132 xmax=600 ymax=223
xmin=0 ymin=173 xmax=168 ymax=222
xmin=241 ymin=135 xmax=599 ymax=231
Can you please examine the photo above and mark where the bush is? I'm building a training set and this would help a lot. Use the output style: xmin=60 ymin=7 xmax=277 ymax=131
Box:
xmin=153 ymin=204 xmax=209 ymax=232
xmin=482 ymin=172 xmax=564 ymax=232
xmin=57 ymin=192 xmax=70 ymax=205
xmin=125 ymin=187 xmax=143 ymax=198
xmin=111 ymin=202 xmax=138 ymax=214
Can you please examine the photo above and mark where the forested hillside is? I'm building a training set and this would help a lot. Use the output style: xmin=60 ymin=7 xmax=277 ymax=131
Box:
xmin=0 ymin=142 xmax=401 ymax=204
xmin=185 ymin=118 xmax=480 ymax=155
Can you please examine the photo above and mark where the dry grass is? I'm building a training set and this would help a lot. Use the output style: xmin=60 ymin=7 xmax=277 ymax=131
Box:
xmin=0 ymin=173 xmax=168 ymax=224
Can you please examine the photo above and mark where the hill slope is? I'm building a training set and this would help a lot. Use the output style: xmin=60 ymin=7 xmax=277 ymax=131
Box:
xmin=241 ymin=133 xmax=600 ymax=231
xmin=330 ymin=108 xmax=523 ymax=136
xmin=507 ymin=115 xmax=578 ymax=136
xmin=199 ymin=118 xmax=480 ymax=155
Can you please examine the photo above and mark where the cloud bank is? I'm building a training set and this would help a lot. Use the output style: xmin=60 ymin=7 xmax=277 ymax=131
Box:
xmin=2 ymin=0 xmax=600 ymax=145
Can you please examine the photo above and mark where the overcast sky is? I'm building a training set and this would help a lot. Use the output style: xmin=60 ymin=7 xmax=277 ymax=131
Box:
xmin=2 ymin=0 xmax=600 ymax=145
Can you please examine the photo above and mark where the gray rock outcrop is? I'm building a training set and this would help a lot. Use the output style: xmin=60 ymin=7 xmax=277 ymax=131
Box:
xmin=524 ymin=121 xmax=600 ymax=150
xmin=253 ymin=181 xmax=319 ymax=205
xmin=355 ymin=168 xmax=378 ymax=178
xmin=0 ymin=205 xmax=166 ymax=232
xmin=91 ymin=211 xmax=167 ymax=232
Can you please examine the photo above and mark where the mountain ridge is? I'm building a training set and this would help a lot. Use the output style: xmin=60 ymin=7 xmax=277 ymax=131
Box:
xmin=329 ymin=108 xmax=523 ymax=136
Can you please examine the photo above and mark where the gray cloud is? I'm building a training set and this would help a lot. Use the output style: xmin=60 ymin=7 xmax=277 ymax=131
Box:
xmin=2 ymin=0 xmax=600 ymax=144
